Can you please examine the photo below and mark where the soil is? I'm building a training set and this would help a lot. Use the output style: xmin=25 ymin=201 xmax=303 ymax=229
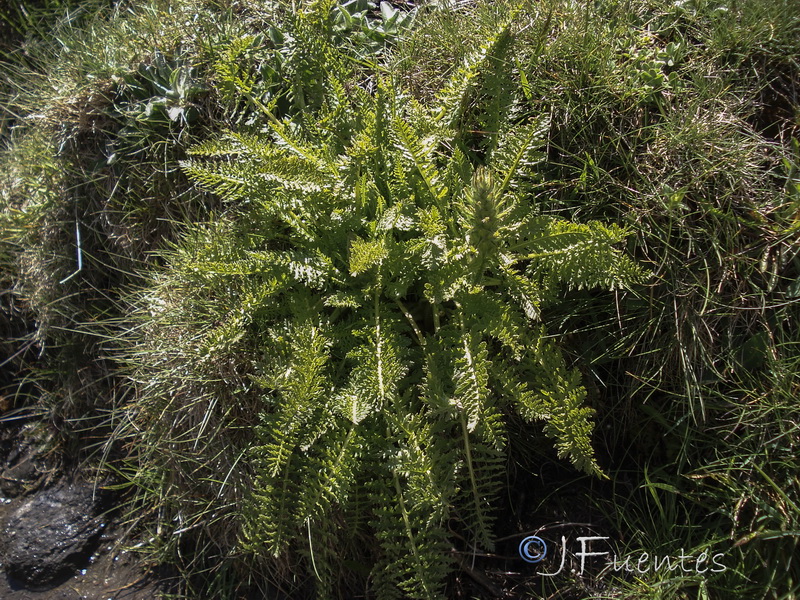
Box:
xmin=0 ymin=423 xmax=169 ymax=600
xmin=0 ymin=532 xmax=164 ymax=600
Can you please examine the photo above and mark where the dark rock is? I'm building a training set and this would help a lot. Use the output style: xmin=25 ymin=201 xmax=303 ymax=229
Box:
xmin=0 ymin=480 xmax=108 ymax=589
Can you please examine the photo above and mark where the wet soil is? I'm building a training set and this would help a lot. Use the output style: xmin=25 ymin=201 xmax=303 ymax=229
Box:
xmin=0 ymin=532 xmax=163 ymax=600
xmin=0 ymin=424 xmax=168 ymax=600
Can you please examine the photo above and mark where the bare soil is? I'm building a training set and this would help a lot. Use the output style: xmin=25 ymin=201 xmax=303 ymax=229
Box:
xmin=0 ymin=424 xmax=169 ymax=600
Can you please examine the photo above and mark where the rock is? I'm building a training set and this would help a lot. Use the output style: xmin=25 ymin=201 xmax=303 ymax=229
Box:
xmin=0 ymin=480 xmax=108 ymax=589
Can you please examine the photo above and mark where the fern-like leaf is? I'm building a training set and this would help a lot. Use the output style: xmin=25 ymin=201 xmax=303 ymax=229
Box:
xmin=434 ymin=9 xmax=520 ymax=128
xmin=501 ymin=331 xmax=602 ymax=476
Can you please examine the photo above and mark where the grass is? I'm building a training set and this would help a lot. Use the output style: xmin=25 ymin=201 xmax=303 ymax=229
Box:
xmin=0 ymin=0 xmax=798 ymax=598
xmin=0 ymin=0 xmax=244 ymax=443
